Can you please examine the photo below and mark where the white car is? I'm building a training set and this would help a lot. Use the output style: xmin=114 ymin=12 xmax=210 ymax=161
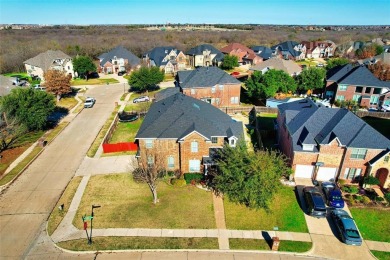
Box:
xmin=381 ymin=105 xmax=390 ymax=112
xmin=133 ymin=96 xmax=150 ymax=103
xmin=34 ymin=84 xmax=46 ymax=91
xmin=84 ymin=97 xmax=96 ymax=108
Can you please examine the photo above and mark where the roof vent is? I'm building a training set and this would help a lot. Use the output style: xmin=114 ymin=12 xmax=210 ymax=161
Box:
xmin=193 ymin=103 xmax=200 ymax=110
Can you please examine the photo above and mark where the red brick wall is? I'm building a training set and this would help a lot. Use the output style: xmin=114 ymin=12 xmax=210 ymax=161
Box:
xmin=138 ymin=139 xmax=180 ymax=171
xmin=182 ymin=84 xmax=241 ymax=107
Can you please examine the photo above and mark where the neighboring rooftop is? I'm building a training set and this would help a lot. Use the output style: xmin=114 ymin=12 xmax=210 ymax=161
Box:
xmin=144 ymin=46 xmax=179 ymax=66
xmin=278 ymin=98 xmax=390 ymax=152
xmin=186 ymin=44 xmax=224 ymax=62
xmin=251 ymin=46 xmax=273 ymax=60
xmin=271 ymin=41 xmax=302 ymax=58
xmin=23 ymin=50 xmax=71 ymax=71
xmin=98 ymin=46 xmax=140 ymax=67
xmin=250 ymin=57 xmax=302 ymax=75
xmin=136 ymin=93 xmax=243 ymax=140
xmin=154 ymin=87 xmax=180 ymax=102
xmin=220 ymin=43 xmax=258 ymax=61
xmin=177 ymin=67 xmax=240 ymax=89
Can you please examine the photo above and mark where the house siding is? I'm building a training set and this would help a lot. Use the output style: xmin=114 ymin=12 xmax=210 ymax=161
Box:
xmin=369 ymin=152 xmax=390 ymax=188
xmin=182 ymin=84 xmax=241 ymax=107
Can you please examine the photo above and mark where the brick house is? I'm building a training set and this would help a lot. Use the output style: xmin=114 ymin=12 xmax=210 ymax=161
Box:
xmin=295 ymin=41 xmax=335 ymax=59
xmin=176 ymin=67 xmax=241 ymax=107
xmin=277 ymin=98 xmax=390 ymax=184
xmin=135 ymin=93 xmax=243 ymax=174
xmin=143 ymin=46 xmax=187 ymax=74
xmin=186 ymin=44 xmax=224 ymax=68
xmin=325 ymin=64 xmax=390 ymax=109
xmin=220 ymin=43 xmax=262 ymax=65
xmin=271 ymin=41 xmax=304 ymax=60
xmin=24 ymin=50 xmax=74 ymax=82
xmin=98 ymin=46 xmax=141 ymax=74
xmin=368 ymin=150 xmax=390 ymax=188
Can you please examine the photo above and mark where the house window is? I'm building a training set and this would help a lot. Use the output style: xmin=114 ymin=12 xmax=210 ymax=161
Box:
xmin=336 ymin=95 xmax=345 ymax=101
xmin=384 ymin=156 xmax=389 ymax=162
xmin=229 ymin=138 xmax=236 ymax=147
xmin=68 ymin=66 xmax=70 ymax=70
xmin=350 ymin=148 xmax=367 ymax=159
xmin=373 ymin=88 xmax=381 ymax=94
xmin=215 ymin=98 xmax=220 ymax=105
xmin=147 ymin=156 xmax=154 ymax=167
xmin=219 ymin=85 xmax=224 ymax=90
xmin=365 ymin=87 xmax=371 ymax=94
xmin=302 ymin=144 xmax=314 ymax=151
xmin=339 ymin=85 xmax=348 ymax=91
xmin=370 ymin=96 xmax=379 ymax=104
xmin=211 ymin=137 xmax=218 ymax=144
xmin=355 ymin=86 xmax=363 ymax=93
xmin=145 ymin=139 xmax=153 ymax=149
xmin=191 ymin=141 xmax=198 ymax=152
xmin=230 ymin=97 xmax=239 ymax=104
xmin=211 ymin=86 xmax=216 ymax=93
xmin=189 ymin=160 xmax=201 ymax=172
xmin=167 ymin=156 xmax=174 ymax=168
xmin=344 ymin=168 xmax=362 ymax=180
xmin=352 ymin=95 xmax=361 ymax=102
xmin=191 ymin=88 xmax=195 ymax=95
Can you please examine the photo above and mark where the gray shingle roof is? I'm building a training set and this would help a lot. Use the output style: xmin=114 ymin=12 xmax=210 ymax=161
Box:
xmin=177 ymin=67 xmax=240 ymax=89
xmin=99 ymin=46 xmax=140 ymax=67
xmin=271 ymin=41 xmax=301 ymax=58
xmin=186 ymin=44 xmax=224 ymax=62
xmin=144 ymin=46 xmax=179 ymax=67
xmin=154 ymin=87 xmax=180 ymax=102
xmin=23 ymin=50 xmax=71 ymax=71
xmin=278 ymin=99 xmax=390 ymax=152
xmin=136 ymin=93 xmax=243 ymax=140
xmin=251 ymin=46 xmax=272 ymax=59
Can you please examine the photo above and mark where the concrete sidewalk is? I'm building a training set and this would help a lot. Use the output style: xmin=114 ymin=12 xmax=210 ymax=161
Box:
xmin=75 ymin=155 xmax=135 ymax=176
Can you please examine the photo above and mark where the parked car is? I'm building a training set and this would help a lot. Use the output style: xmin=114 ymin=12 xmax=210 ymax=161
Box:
xmin=34 ymin=84 xmax=46 ymax=91
xmin=133 ymin=96 xmax=150 ymax=103
xmin=118 ymin=71 xmax=126 ymax=76
xmin=381 ymin=105 xmax=390 ymax=112
xmin=87 ymin=72 xmax=99 ymax=79
xmin=84 ymin=97 xmax=96 ymax=108
xmin=316 ymin=63 xmax=324 ymax=67
xmin=321 ymin=182 xmax=344 ymax=208
xmin=303 ymin=186 xmax=327 ymax=218
xmin=331 ymin=209 xmax=362 ymax=246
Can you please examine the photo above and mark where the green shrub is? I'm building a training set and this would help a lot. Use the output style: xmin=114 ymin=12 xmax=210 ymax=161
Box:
xmin=341 ymin=185 xmax=350 ymax=193
xmin=183 ymin=173 xmax=203 ymax=184
xmin=171 ymin=178 xmax=186 ymax=187
xmin=354 ymin=195 xmax=363 ymax=202
xmin=364 ymin=176 xmax=380 ymax=186
xmin=375 ymin=196 xmax=384 ymax=202
xmin=348 ymin=196 xmax=355 ymax=206
xmin=384 ymin=193 xmax=390 ymax=203
xmin=338 ymin=179 xmax=347 ymax=186
xmin=361 ymin=196 xmax=371 ymax=205
xmin=349 ymin=186 xmax=359 ymax=194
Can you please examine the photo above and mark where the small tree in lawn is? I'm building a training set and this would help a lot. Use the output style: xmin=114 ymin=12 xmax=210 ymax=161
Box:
xmin=73 ymin=55 xmax=97 ymax=79
xmin=325 ymin=58 xmax=350 ymax=70
xmin=44 ymin=69 xmax=72 ymax=101
xmin=0 ymin=117 xmax=27 ymax=153
xmin=132 ymin=148 xmax=166 ymax=204
xmin=296 ymin=67 xmax=326 ymax=94
xmin=221 ymin=54 xmax=239 ymax=70
xmin=128 ymin=67 xmax=164 ymax=93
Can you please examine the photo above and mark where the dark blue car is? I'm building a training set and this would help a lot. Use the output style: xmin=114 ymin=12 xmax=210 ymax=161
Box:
xmin=322 ymin=182 xmax=344 ymax=208
xmin=331 ymin=209 xmax=362 ymax=246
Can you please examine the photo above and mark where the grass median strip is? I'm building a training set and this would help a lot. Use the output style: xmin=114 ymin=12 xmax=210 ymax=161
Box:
xmin=229 ymin=238 xmax=312 ymax=252
xmin=73 ymin=174 xmax=215 ymax=229
xmin=47 ymin=176 xmax=83 ymax=235
xmin=58 ymin=237 xmax=219 ymax=251
xmin=371 ymin=250 xmax=390 ymax=260
xmin=224 ymin=186 xmax=308 ymax=232
xmin=71 ymin=78 xmax=119 ymax=86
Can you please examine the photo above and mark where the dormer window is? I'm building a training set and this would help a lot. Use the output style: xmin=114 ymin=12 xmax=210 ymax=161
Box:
xmin=229 ymin=139 xmax=236 ymax=147
xmin=303 ymin=144 xmax=314 ymax=151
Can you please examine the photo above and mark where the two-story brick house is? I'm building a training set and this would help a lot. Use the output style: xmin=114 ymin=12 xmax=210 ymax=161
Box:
xmin=295 ymin=41 xmax=335 ymax=59
xmin=186 ymin=44 xmax=224 ymax=67
xmin=143 ymin=46 xmax=187 ymax=74
xmin=24 ymin=50 xmax=74 ymax=82
xmin=135 ymin=93 xmax=243 ymax=174
xmin=277 ymin=98 xmax=390 ymax=184
xmin=176 ymin=67 xmax=242 ymax=107
xmin=220 ymin=43 xmax=262 ymax=65
xmin=325 ymin=64 xmax=390 ymax=109
xmin=271 ymin=41 xmax=304 ymax=60
xmin=98 ymin=46 xmax=141 ymax=74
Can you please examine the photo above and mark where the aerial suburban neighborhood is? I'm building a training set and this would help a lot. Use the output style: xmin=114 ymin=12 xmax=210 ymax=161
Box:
xmin=0 ymin=1 xmax=390 ymax=259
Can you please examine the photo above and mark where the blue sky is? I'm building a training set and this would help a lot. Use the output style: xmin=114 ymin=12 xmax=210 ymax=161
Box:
xmin=1 ymin=0 xmax=389 ymax=25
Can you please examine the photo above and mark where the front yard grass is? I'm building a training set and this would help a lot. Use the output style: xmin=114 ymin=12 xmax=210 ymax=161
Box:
xmin=57 ymin=97 xmax=78 ymax=111
xmin=109 ymin=118 xmax=143 ymax=143
xmin=73 ymin=174 xmax=215 ymax=229
xmin=47 ymin=176 xmax=82 ymax=235
xmin=371 ymin=250 xmax=390 ymax=260
xmin=224 ymin=185 xmax=308 ymax=232
xmin=58 ymin=237 xmax=219 ymax=251
xmin=350 ymin=208 xmax=390 ymax=242
xmin=71 ymin=78 xmax=119 ymax=86
xmin=362 ymin=116 xmax=390 ymax=139
xmin=124 ymin=89 xmax=162 ymax=112
xmin=229 ymin=239 xmax=312 ymax=252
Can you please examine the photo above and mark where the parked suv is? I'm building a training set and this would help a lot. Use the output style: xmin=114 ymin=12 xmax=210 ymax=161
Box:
xmin=84 ymin=97 xmax=96 ymax=108
xmin=303 ymin=186 xmax=327 ymax=218
xmin=322 ymin=182 xmax=344 ymax=208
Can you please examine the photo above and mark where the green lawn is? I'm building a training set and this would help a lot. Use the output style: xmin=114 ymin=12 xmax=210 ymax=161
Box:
xmin=362 ymin=117 xmax=390 ymax=139
xmin=371 ymin=250 xmax=390 ymax=260
xmin=224 ymin=186 xmax=308 ymax=232
xmin=256 ymin=113 xmax=277 ymax=150
xmin=58 ymin=237 xmax=219 ymax=251
xmin=124 ymin=89 xmax=162 ymax=112
xmin=229 ymin=239 xmax=312 ymax=252
xmin=71 ymin=78 xmax=119 ymax=86
xmin=73 ymin=174 xmax=216 ymax=229
xmin=57 ymin=97 xmax=78 ymax=111
xmin=109 ymin=118 xmax=143 ymax=143
xmin=350 ymin=208 xmax=390 ymax=242
xmin=3 ymin=72 xmax=32 ymax=81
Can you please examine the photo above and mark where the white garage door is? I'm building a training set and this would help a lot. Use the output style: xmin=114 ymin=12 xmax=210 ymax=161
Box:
xmin=295 ymin=165 xmax=314 ymax=179
xmin=316 ymin=167 xmax=337 ymax=181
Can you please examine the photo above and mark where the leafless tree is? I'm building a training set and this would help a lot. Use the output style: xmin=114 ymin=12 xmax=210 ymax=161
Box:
xmin=0 ymin=116 xmax=27 ymax=153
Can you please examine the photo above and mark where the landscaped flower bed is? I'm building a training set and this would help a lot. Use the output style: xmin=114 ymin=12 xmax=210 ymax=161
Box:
xmin=340 ymin=184 xmax=389 ymax=208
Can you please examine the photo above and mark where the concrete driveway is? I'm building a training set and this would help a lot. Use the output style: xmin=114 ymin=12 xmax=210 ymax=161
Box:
xmin=294 ymin=178 xmax=374 ymax=260
xmin=0 ymin=84 xmax=124 ymax=258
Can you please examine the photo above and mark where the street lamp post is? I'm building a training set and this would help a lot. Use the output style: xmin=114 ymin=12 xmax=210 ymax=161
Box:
xmin=88 ymin=204 xmax=101 ymax=244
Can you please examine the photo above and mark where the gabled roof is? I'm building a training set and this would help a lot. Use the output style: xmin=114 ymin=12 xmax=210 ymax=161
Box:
xmin=369 ymin=149 xmax=389 ymax=165
xmin=98 ymin=46 xmax=140 ymax=67
xmin=271 ymin=41 xmax=302 ymax=58
xmin=278 ymin=99 xmax=390 ymax=152
xmin=154 ymin=87 xmax=180 ymax=102
xmin=327 ymin=64 xmax=388 ymax=88
xmin=251 ymin=46 xmax=273 ymax=59
xmin=220 ymin=43 xmax=258 ymax=61
xmin=135 ymin=93 xmax=243 ymax=140
xmin=186 ymin=44 xmax=224 ymax=61
xmin=177 ymin=67 xmax=240 ymax=88
xmin=23 ymin=50 xmax=71 ymax=71
xmin=144 ymin=46 xmax=180 ymax=67
xmin=250 ymin=57 xmax=302 ymax=76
